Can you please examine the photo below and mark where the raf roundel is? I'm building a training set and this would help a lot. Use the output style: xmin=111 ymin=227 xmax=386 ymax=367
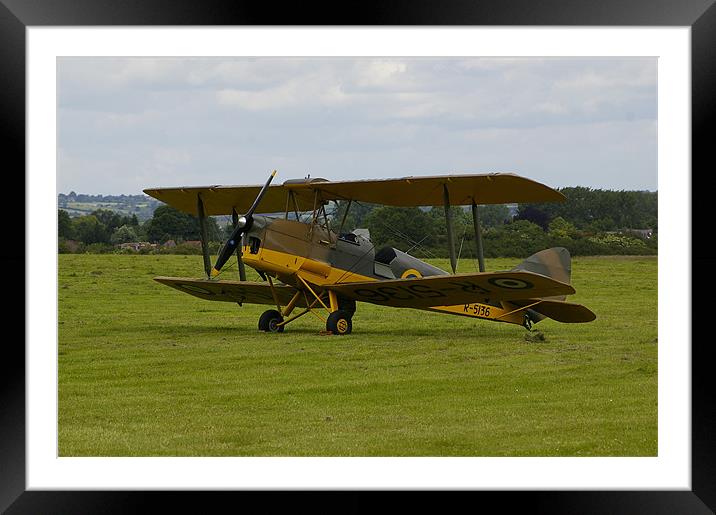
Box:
xmin=488 ymin=277 xmax=533 ymax=290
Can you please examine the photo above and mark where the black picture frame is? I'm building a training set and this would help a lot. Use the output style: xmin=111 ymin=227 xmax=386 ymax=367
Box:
xmin=4 ymin=0 xmax=714 ymax=512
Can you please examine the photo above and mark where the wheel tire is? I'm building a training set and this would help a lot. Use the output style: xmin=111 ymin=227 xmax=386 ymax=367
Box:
xmin=258 ymin=309 xmax=284 ymax=333
xmin=338 ymin=297 xmax=357 ymax=318
xmin=326 ymin=310 xmax=352 ymax=335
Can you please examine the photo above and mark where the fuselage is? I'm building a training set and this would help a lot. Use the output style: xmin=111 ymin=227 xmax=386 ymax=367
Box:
xmin=239 ymin=216 xmax=529 ymax=325
xmin=240 ymin=215 xmax=403 ymax=287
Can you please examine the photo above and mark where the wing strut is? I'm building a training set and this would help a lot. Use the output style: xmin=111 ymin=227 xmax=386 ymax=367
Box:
xmin=231 ymin=208 xmax=247 ymax=281
xmin=197 ymin=194 xmax=212 ymax=279
xmin=443 ymin=183 xmax=457 ymax=274
xmin=471 ymin=200 xmax=486 ymax=272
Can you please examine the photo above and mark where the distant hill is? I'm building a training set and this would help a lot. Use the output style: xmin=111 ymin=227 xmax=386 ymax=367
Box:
xmin=58 ymin=192 xmax=161 ymax=222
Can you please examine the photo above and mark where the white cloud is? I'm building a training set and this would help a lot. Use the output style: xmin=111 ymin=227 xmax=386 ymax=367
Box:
xmin=216 ymin=77 xmax=348 ymax=111
xmin=57 ymin=57 xmax=657 ymax=194
xmin=352 ymin=60 xmax=408 ymax=89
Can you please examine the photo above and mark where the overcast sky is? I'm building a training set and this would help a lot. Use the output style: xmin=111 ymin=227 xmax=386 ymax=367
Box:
xmin=57 ymin=57 xmax=657 ymax=195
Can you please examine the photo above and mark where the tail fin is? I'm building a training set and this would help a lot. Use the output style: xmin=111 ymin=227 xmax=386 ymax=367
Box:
xmin=512 ymin=247 xmax=571 ymax=300
xmin=509 ymin=248 xmax=596 ymax=325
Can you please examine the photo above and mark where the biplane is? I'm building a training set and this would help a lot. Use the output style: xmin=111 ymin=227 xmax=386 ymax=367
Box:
xmin=144 ymin=171 xmax=595 ymax=335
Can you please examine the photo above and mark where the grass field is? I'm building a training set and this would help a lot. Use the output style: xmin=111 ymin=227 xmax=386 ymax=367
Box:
xmin=58 ymin=254 xmax=657 ymax=456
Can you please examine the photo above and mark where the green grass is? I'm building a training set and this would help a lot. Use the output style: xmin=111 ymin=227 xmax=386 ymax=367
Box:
xmin=58 ymin=254 xmax=657 ymax=456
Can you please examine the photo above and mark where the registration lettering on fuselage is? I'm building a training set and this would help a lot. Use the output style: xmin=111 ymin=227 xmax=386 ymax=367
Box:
xmin=464 ymin=303 xmax=492 ymax=318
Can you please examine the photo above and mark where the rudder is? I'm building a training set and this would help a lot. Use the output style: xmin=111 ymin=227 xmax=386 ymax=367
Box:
xmin=512 ymin=247 xmax=571 ymax=300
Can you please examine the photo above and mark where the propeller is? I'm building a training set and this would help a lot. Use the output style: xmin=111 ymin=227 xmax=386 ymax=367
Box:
xmin=211 ymin=170 xmax=276 ymax=277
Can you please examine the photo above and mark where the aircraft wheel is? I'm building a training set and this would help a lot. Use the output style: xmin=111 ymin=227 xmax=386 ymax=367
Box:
xmin=326 ymin=310 xmax=352 ymax=335
xmin=258 ymin=309 xmax=284 ymax=333
xmin=338 ymin=297 xmax=356 ymax=318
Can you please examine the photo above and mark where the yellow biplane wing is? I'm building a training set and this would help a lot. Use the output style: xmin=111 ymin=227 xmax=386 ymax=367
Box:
xmin=154 ymin=277 xmax=307 ymax=307
xmin=326 ymin=271 xmax=575 ymax=308
xmin=144 ymin=172 xmax=564 ymax=216
xmin=144 ymin=184 xmax=309 ymax=216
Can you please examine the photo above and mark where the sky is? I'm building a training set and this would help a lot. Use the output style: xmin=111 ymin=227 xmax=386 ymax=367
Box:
xmin=57 ymin=57 xmax=657 ymax=195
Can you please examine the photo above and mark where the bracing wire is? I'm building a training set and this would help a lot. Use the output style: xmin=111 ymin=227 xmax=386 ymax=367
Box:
xmin=350 ymin=200 xmax=440 ymax=260
xmin=404 ymin=234 xmax=430 ymax=254
xmin=455 ymin=225 xmax=467 ymax=273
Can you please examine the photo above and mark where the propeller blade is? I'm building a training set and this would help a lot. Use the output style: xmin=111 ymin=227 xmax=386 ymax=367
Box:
xmin=212 ymin=218 xmax=248 ymax=276
xmin=211 ymin=170 xmax=277 ymax=277
xmin=233 ymin=208 xmax=247 ymax=281
xmin=245 ymin=169 xmax=277 ymax=219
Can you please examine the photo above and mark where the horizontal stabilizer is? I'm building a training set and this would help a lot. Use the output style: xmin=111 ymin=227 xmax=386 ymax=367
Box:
xmin=512 ymin=298 xmax=596 ymax=323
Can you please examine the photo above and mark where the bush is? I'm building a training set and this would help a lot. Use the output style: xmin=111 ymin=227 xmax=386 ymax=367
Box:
xmin=482 ymin=220 xmax=549 ymax=258
xmin=110 ymin=225 xmax=140 ymax=244
xmin=83 ymin=243 xmax=115 ymax=254
xmin=157 ymin=243 xmax=202 ymax=255
xmin=587 ymin=234 xmax=651 ymax=255
xmin=548 ymin=217 xmax=578 ymax=239
xmin=155 ymin=241 xmax=223 ymax=255
xmin=59 ymin=238 xmax=84 ymax=254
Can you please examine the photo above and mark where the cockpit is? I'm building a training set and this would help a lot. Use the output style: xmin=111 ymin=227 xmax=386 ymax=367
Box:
xmin=337 ymin=232 xmax=360 ymax=245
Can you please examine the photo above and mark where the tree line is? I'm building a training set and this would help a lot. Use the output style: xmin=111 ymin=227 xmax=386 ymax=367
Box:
xmin=516 ymin=187 xmax=657 ymax=232
xmin=332 ymin=187 xmax=657 ymax=257
xmin=59 ymin=187 xmax=657 ymax=257
xmin=58 ymin=206 xmax=223 ymax=253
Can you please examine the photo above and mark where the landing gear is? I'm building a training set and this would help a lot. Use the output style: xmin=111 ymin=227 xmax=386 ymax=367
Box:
xmin=259 ymin=309 xmax=284 ymax=333
xmin=326 ymin=310 xmax=352 ymax=335
xmin=257 ymin=278 xmax=355 ymax=335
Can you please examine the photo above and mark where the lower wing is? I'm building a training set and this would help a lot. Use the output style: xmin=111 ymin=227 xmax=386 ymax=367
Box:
xmin=327 ymin=270 xmax=575 ymax=308
xmin=153 ymin=277 xmax=306 ymax=306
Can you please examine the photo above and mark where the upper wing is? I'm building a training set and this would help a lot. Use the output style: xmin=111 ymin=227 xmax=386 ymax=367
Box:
xmin=299 ymin=173 xmax=565 ymax=207
xmin=143 ymin=184 xmax=316 ymax=216
xmin=154 ymin=277 xmax=305 ymax=306
xmin=326 ymin=271 xmax=575 ymax=308
xmin=144 ymin=173 xmax=564 ymax=216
